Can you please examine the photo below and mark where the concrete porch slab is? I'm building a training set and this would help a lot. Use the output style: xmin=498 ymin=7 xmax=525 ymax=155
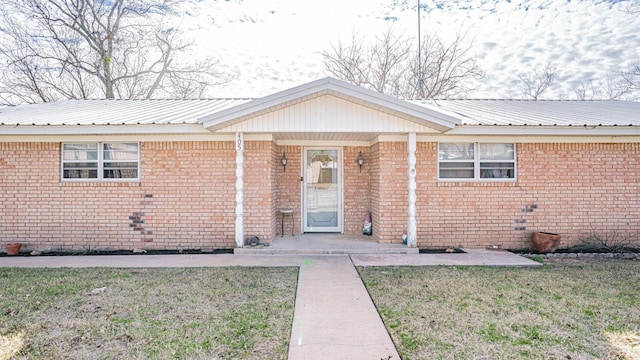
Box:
xmin=235 ymin=233 xmax=419 ymax=255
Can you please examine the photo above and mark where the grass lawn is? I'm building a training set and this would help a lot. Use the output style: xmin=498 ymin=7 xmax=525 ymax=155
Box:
xmin=0 ymin=267 xmax=298 ymax=360
xmin=359 ymin=259 xmax=640 ymax=360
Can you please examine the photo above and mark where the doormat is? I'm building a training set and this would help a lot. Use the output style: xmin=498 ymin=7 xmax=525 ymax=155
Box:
xmin=419 ymin=248 xmax=465 ymax=254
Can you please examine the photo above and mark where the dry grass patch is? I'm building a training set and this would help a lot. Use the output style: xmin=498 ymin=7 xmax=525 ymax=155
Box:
xmin=0 ymin=267 xmax=298 ymax=359
xmin=359 ymin=259 xmax=640 ymax=360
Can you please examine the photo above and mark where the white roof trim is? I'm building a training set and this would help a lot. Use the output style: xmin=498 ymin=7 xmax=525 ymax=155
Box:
xmin=0 ymin=124 xmax=210 ymax=135
xmin=197 ymin=77 xmax=460 ymax=132
xmin=445 ymin=125 xmax=640 ymax=136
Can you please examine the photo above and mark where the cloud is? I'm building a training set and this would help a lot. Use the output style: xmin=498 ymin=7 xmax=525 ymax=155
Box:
xmin=179 ymin=0 xmax=640 ymax=100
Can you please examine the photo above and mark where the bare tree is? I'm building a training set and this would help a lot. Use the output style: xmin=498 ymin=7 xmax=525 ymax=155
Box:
xmin=517 ymin=64 xmax=557 ymax=100
xmin=323 ymin=29 xmax=411 ymax=96
xmin=408 ymin=30 xmax=484 ymax=99
xmin=0 ymin=0 xmax=226 ymax=105
xmin=574 ymin=75 xmax=634 ymax=100
xmin=621 ymin=64 xmax=640 ymax=92
xmin=623 ymin=2 xmax=640 ymax=15
xmin=321 ymin=27 xmax=483 ymax=99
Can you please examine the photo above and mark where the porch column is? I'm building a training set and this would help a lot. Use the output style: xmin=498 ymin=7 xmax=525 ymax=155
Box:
xmin=235 ymin=132 xmax=244 ymax=248
xmin=407 ymin=132 xmax=417 ymax=247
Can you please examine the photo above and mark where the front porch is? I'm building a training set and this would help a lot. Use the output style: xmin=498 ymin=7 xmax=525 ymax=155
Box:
xmin=234 ymin=233 xmax=419 ymax=255
xmin=201 ymin=78 xmax=458 ymax=249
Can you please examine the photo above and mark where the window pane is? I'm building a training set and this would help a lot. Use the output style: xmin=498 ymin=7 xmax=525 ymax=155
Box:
xmin=104 ymin=169 xmax=138 ymax=179
xmin=63 ymin=143 xmax=98 ymax=161
xmin=63 ymin=169 xmax=98 ymax=179
xmin=104 ymin=161 xmax=138 ymax=179
xmin=103 ymin=162 xmax=138 ymax=168
xmin=63 ymin=161 xmax=98 ymax=179
xmin=103 ymin=143 xmax=138 ymax=152
xmin=63 ymin=162 xmax=98 ymax=170
xmin=64 ymin=143 xmax=98 ymax=151
xmin=438 ymin=143 xmax=474 ymax=160
xmin=103 ymin=143 xmax=138 ymax=160
xmin=439 ymin=162 xmax=474 ymax=179
xmin=480 ymin=162 xmax=515 ymax=178
xmin=479 ymin=144 xmax=514 ymax=160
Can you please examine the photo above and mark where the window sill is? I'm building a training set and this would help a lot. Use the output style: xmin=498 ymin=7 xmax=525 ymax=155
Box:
xmin=60 ymin=180 xmax=141 ymax=187
xmin=437 ymin=180 xmax=518 ymax=187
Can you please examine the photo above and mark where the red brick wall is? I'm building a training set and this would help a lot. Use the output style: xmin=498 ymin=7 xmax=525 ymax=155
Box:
xmin=0 ymin=142 xmax=143 ymax=251
xmin=268 ymin=141 xmax=279 ymax=239
xmin=3 ymin=141 xmax=638 ymax=251
xmin=275 ymin=145 xmax=301 ymax=235
xmin=243 ymin=141 xmax=276 ymax=243
xmin=343 ymin=146 xmax=371 ymax=235
xmin=370 ymin=143 xmax=381 ymax=241
xmin=0 ymin=141 xmax=240 ymax=251
xmin=140 ymin=141 xmax=236 ymax=250
xmin=416 ymin=142 xmax=640 ymax=249
xmin=371 ymin=142 xmax=408 ymax=243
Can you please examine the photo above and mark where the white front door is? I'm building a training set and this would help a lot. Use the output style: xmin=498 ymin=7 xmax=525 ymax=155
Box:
xmin=303 ymin=148 xmax=342 ymax=232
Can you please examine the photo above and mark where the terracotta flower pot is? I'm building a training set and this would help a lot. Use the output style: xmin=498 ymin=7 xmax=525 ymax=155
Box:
xmin=5 ymin=243 xmax=22 ymax=256
xmin=532 ymin=232 xmax=561 ymax=253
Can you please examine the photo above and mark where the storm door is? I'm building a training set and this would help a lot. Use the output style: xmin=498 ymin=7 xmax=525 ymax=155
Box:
xmin=302 ymin=148 xmax=343 ymax=232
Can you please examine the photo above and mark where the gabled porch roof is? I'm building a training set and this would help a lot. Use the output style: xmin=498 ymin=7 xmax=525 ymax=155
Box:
xmin=198 ymin=77 xmax=460 ymax=134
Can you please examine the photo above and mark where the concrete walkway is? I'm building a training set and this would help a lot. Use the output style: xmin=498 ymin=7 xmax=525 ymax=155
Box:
xmin=1 ymin=251 xmax=539 ymax=359
xmin=287 ymin=256 xmax=399 ymax=360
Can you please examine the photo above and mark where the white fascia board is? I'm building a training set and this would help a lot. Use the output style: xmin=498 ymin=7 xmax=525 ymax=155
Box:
xmin=0 ymin=124 xmax=210 ymax=136
xmin=198 ymin=77 xmax=460 ymax=132
xmin=445 ymin=125 xmax=640 ymax=136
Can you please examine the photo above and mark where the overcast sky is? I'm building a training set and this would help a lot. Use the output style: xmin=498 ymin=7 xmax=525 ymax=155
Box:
xmin=180 ymin=0 xmax=640 ymax=99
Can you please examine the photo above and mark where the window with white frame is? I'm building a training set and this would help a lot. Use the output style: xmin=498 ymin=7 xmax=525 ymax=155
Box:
xmin=62 ymin=143 xmax=139 ymax=180
xmin=438 ymin=143 xmax=515 ymax=180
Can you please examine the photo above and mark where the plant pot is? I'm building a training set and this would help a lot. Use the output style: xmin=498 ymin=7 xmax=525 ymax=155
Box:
xmin=5 ymin=243 xmax=22 ymax=256
xmin=532 ymin=232 xmax=561 ymax=253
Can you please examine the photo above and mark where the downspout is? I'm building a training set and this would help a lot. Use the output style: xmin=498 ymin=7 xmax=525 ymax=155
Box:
xmin=235 ymin=132 xmax=244 ymax=248
xmin=407 ymin=133 xmax=417 ymax=247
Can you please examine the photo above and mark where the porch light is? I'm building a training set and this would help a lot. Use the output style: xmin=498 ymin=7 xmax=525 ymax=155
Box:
xmin=281 ymin=152 xmax=288 ymax=172
xmin=358 ymin=151 xmax=364 ymax=172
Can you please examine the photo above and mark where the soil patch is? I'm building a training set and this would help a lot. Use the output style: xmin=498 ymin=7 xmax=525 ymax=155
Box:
xmin=510 ymin=248 xmax=640 ymax=260
xmin=419 ymin=248 xmax=465 ymax=254
xmin=1 ymin=248 xmax=234 ymax=257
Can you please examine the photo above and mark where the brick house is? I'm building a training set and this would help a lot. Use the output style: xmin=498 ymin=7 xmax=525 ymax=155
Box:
xmin=1 ymin=77 xmax=639 ymax=252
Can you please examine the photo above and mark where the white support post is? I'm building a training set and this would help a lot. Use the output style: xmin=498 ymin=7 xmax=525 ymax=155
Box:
xmin=407 ymin=132 xmax=417 ymax=248
xmin=235 ymin=132 xmax=244 ymax=248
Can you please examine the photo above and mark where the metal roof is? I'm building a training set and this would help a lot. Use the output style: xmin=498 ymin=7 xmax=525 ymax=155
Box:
xmin=410 ymin=99 xmax=640 ymax=127
xmin=1 ymin=84 xmax=639 ymax=137
xmin=0 ymin=98 xmax=249 ymax=126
